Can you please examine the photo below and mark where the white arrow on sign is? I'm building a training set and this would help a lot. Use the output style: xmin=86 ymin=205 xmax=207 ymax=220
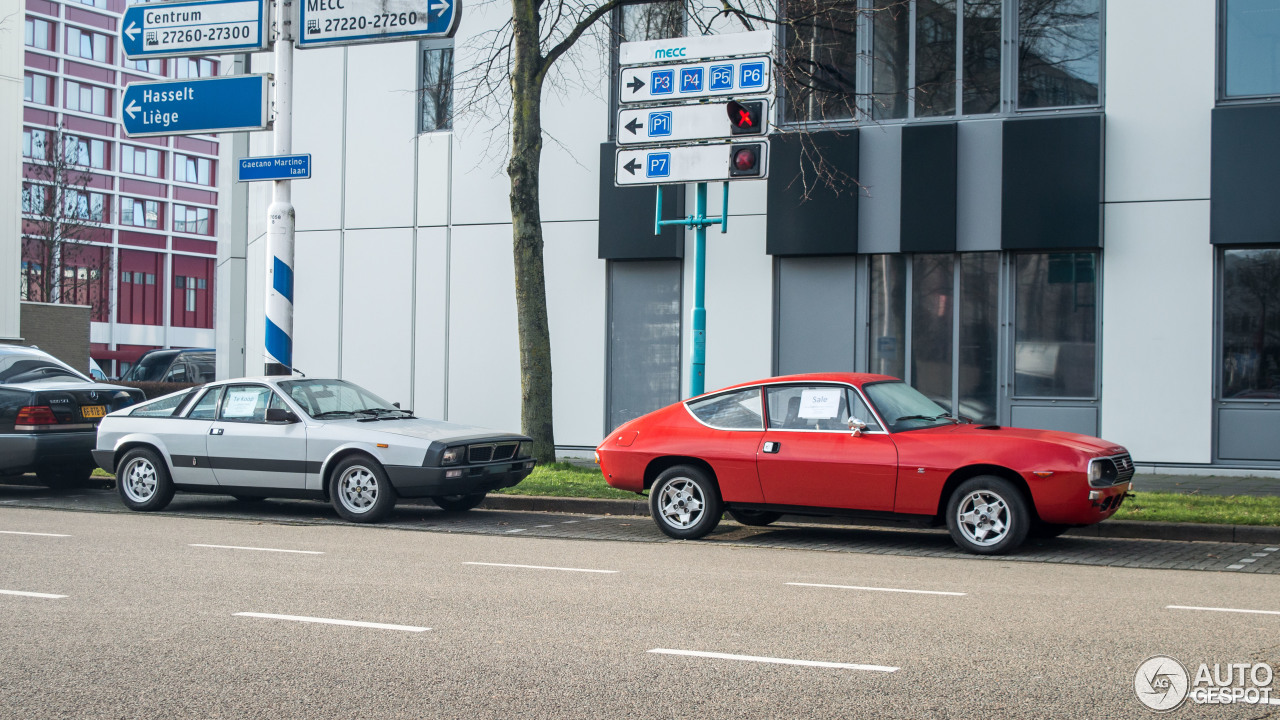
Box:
xmin=125 ymin=100 xmax=140 ymax=119
xmin=619 ymin=56 xmax=771 ymax=104
xmin=617 ymin=99 xmax=769 ymax=146
xmin=124 ymin=22 xmax=139 ymax=40
xmin=615 ymin=142 xmax=769 ymax=186
xmin=430 ymin=0 xmax=449 ymax=15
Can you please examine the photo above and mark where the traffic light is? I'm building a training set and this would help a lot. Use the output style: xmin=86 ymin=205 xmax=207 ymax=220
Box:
xmin=729 ymin=143 xmax=763 ymax=177
xmin=725 ymin=100 xmax=765 ymax=135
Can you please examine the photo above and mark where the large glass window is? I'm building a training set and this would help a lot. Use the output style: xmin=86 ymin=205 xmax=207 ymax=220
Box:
xmin=915 ymin=0 xmax=957 ymax=116
xmin=1221 ymin=248 xmax=1280 ymax=399
xmin=66 ymin=26 xmax=110 ymax=63
xmin=607 ymin=261 xmax=681 ymax=431
xmin=173 ymin=204 xmax=211 ymax=235
xmin=869 ymin=254 xmax=907 ymax=378
xmin=1016 ymin=0 xmax=1101 ymax=109
xmin=121 ymin=197 xmax=160 ymax=228
xmin=1013 ymin=252 xmax=1097 ymax=397
xmin=23 ymin=73 xmax=51 ymax=104
xmin=871 ymin=0 xmax=910 ymax=120
xmin=174 ymin=153 xmax=212 ymax=185
xmin=911 ymin=254 xmax=955 ymax=411
xmin=122 ymin=146 xmax=162 ymax=177
xmin=958 ymin=253 xmax=999 ymax=423
xmin=65 ymin=135 xmax=107 ymax=169
xmin=65 ymin=190 xmax=106 ymax=221
xmin=1223 ymin=0 xmax=1280 ymax=98
xmin=962 ymin=0 xmax=1003 ymax=113
xmin=65 ymin=81 xmax=109 ymax=116
xmin=25 ymin=17 xmax=51 ymax=50
xmin=783 ymin=0 xmax=860 ymax=122
xmin=173 ymin=57 xmax=216 ymax=78
xmin=418 ymin=44 xmax=453 ymax=133
xmin=619 ymin=1 xmax=682 ymax=41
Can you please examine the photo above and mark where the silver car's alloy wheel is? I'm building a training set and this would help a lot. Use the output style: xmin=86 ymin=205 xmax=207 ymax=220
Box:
xmin=337 ymin=465 xmax=379 ymax=514
xmin=657 ymin=477 xmax=705 ymax=530
xmin=955 ymin=490 xmax=1011 ymax=547
xmin=121 ymin=457 xmax=158 ymax=503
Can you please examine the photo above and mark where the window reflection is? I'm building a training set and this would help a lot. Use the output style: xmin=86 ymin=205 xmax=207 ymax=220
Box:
xmin=1222 ymin=249 xmax=1280 ymax=399
xmin=869 ymin=254 xmax=907 ymax=378
xmin=959 ymin=253 xmax=999 ymax=423
xmin=915 ymin=0 xmax=957 ymax=117
xmin=911 ymin=254 xmax=955 ymax=410
xmin=1017 ymin=0 xmax=1101 ymax=109
xmin=784 ymin=0 xmax=860 ymax=122
xmin=1014 ymin=252 xmax=1097 ymax=397
xmin=871 ymin=0 xmax=910 ymax=120
xmin=962 ymin=0 xmax=1002 ymax=113
xmin=609 ymin=261 xmax=682 ymax=431
xmin=1224 ymin=0 xmax=1280 ymax=98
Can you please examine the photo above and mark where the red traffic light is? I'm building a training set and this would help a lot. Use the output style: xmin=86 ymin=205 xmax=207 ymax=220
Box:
xmin=725 ymin=100 xmax=764 ymax=135
xmin=729 ymin=143 xmax=764 ymax=177
xmin=733 ymin=147 xmax=757 ymax=171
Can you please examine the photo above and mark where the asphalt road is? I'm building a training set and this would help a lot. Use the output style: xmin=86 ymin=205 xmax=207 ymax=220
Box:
xmin=3 ymin=502 xmax=1279 ymax=719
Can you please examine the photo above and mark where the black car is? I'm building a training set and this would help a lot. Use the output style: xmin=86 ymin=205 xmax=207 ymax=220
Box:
xmin=121 ymin=348 xmax=215 ymax=384
xmin=0 ymin=345 xmax=145 ymax=487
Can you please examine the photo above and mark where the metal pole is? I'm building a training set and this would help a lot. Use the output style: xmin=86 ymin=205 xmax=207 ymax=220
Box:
xmin=264 ymin=0 xmax=295 ymax=376
xmin=690 ymin=182 xmax=707 ymax=396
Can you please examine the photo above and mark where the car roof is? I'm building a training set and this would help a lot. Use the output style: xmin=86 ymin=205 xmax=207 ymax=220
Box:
xmin=701 ymin=372 xmax=901 ymax=397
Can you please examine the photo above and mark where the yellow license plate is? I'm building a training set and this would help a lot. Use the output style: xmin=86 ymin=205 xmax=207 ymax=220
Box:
xmin=80 ymin=405 xmax=106 ymax=418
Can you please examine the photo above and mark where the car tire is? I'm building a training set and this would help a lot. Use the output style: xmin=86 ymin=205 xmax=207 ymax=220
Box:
xmin=945 ymin=475 xmax=1030 ymax=555
xmin=1029 ymin=522 xmax=1071 ymax=539
xmin=36 ymin=463 xmax=95 ymax=490
xmin=329 ymin=455 xmax=397 ymax=523
xmin=726 ymin=508 xmax=783 ymax=527
xmin=431 ymin=493 xmax=486 ymax=512
xmin=649 ymin=465 xmax=722 ymax=540
xmin=117 ymin=448 xmax=175 ymax=512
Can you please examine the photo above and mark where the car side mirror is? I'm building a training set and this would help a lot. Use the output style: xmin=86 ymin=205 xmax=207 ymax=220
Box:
xmin=266 ymin=408 xmax=300 ymax=423
xmin=848 ymin=418 xmax=868 ymax=437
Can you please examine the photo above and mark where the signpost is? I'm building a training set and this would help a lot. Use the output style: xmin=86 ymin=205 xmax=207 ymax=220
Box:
xmin=121 ymin=0 xmax=269 ymax=59
xmin=121 ymin=75 xmax=270 ymax=137
xmin=237 ymin=154 xmax=312 ymax=182
xmin=297 ymin=0 xmax=459 ymax=48
xmin=614 ymin=31 xmax=775 ymax=396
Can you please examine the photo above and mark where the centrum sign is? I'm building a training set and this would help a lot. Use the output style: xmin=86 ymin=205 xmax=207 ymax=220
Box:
xmin=297 ymin=0 xmax=459 ymax=48
xmin=122 ymin=0 xmax=269 ymax=59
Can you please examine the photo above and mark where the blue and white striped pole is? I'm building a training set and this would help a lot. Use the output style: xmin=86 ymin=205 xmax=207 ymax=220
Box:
xmin=264 ymin=0 xmax=294 ymax=376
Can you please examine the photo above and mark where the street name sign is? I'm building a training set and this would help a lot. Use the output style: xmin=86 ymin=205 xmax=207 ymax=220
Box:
xmin=122 ymin=0 xmax=269 ymax=59
xmin=618 ymin=30 xmax=772 ymax=67
xmin=297 ymin=0 xmax=460 ymax=48
xmin=615 ymin=143 xmax=769 ymax=186
xmin=238 ymin=154 xmax=312 ymax=181
xmin=619 ymin=56 xmax=770 ymax=104
xmin=122 ymin=74 xmax=271 ymax=137
xmin=617 ymin=100 xmax=769 ymax=146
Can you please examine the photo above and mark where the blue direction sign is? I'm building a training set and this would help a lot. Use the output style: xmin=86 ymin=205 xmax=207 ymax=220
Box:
xmin=298 ymin=0 xmax=459 ymax=49
xmin=122 ymin=0 xmax=268 ymax=60
xmin=238 ymin=154 xmax=312 ymax=182
xmin=122 ymin=74 xmax=270 ymax=138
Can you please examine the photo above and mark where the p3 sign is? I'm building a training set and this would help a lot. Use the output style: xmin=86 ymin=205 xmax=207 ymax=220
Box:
xmin=619 ymin=57 xmax=772 ymax=104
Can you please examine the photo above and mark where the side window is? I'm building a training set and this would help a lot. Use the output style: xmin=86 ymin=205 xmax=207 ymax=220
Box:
xmin=129 ymin=389 xmax=195 ymax=418
xmin=766 ymin=385 xmax=851 ymax=431
xmin=218 ymin=385 xmax=272 ymax=423
xmin=686 ymin=388 xmax=763 ymax=430
xmin=846 ymin=389 xmax=882 ymax=432
xmin=186 ymin=387 xmax=221 ymax=419
xmin=193 ymin=355 xmax=215 ymax=382
xmin=164 ymin=361 xmax=188 ymax=383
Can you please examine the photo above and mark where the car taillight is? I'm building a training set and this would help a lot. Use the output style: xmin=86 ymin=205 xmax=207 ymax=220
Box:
xmin=16 ymin=406 xmax=59 ymax=426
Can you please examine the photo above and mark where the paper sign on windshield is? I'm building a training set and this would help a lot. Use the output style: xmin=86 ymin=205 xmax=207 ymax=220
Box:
xmin=798 ymin=388 xmax=841 ymax=419
xmin=223 ymin=390 xmax=262 ymax=418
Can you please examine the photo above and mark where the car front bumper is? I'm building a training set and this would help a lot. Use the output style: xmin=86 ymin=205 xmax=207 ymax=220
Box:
xmin=385 ymin=459 xmax=536 ymax=497
xmin=0 ymin=431 xmax=98 ymax=474
xmin=1036 ymin=480 xmax=1132 ymax=525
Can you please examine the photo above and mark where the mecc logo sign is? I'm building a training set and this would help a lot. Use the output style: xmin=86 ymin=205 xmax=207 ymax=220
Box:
xmin=655 ymin=46 xmax=687 ymax=59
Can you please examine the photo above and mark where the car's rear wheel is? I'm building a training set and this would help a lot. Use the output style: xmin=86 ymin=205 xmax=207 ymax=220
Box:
xmin=649 ymin=465 xmax=721 ymax=540
xmin=117 ymin=448 xmax=175 ymax=512
xmin=727 ymin=508 xmax=783 ymax=527
xmin=431 ymin=493 xmax=486 ymax=512
xmin=330 ymin=456 xmax=396 ymax=523
xmin=945 ymin=476 xmax=1030 ymax=555
xmin=36 ymin=463 xmax=95 ymax=490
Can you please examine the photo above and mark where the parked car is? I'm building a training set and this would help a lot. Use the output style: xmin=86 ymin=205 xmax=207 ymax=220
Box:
xmin=0 ymin=345 xmax=145 ymax=487
xmin=596 ymin=373 xmax=1135 ymax=555
xmin=92 ymin=377 xmax=535 ymax=522
xmin=121 ymin=348 xmax=215 ymax=384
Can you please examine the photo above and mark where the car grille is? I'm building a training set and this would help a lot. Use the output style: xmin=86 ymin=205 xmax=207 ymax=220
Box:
xmin=1093 ymin=453 xmax=1136 ymax=487
xmin=468 ymin=442 xmax=519 ymax=464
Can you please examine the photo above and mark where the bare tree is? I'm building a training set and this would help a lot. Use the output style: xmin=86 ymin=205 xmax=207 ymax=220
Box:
xmin=21 ymin=124 xmax=113 ymax=315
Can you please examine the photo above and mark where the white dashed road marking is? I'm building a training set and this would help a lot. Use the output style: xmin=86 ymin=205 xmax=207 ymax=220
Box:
xmin=0 ymin=589 xmax=66 ymax=599
xmin=787 ymin=582 xmax=965 ymax=597
xmin=505 ymin=529 xmax=526 ymax=534
xmin=234 ymin=612 xmax=429 ymax=632
xmin=648 ymin=648 xmax=898 ymax=673
xmin=0 ymin=530 xmax=71 ymax=537
xmin=191 ymin=544 xmax=323 ymax=555
xmin=463 ymin=562 xmax=618 ymax=574
xmin=1166 ymin=605 xmax=1280 ymax=617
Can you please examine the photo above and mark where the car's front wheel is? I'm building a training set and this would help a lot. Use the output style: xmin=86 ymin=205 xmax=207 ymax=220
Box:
xmin=945 ymin=475 xmax=1030 ymax=555
xmin=329 ymin=456 xmax=397 ymax=523
xmin=726 ymin=508 xmax=783 ymax=527
xmin=432 ymin=493 xmax=486 ymax=512
xmin=649 ymin=465 xmax=722 ymax=540
xmin=117 ymin=448 xmax=175 ymax=512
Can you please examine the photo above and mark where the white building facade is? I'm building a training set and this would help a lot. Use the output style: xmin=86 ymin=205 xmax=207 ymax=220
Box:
xmin=223 ymin=0 xmax=1280 ymax=472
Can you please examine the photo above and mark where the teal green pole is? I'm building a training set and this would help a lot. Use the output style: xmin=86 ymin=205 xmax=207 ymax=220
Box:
xmin=691 ymin=182 xmax=707 ymax=396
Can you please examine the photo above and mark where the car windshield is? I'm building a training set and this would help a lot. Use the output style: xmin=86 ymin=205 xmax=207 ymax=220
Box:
xmin=123 ymin=352 xmax=177 ymax=382
xmin=277 ymin=379 xmax=398 ymax=419
xmin=0 ymin=352 xmax=89 ymax=383
xmin=862 ymin=381 xmax=957 ymax=432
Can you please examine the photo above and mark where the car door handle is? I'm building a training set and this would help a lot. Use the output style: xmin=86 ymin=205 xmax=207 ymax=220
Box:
xmin=763 ymin=441 xmax=780 ymax=454
xmin=210 ymin=428 xmax=223 ymax=436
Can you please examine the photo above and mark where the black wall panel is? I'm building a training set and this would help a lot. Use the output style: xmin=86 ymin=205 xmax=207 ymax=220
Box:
xmin=598 ymin=143 xmax=685 ymax=260
xmin=900 ymin=123 xmax=957 ymax=253
xmin=1211 ymin=105 xmax=1280 ymax=245
xmin=1001 ymin=115 xmax=1103 ymax=250
xmin=766 ymin=130 xmax=860 ymax=256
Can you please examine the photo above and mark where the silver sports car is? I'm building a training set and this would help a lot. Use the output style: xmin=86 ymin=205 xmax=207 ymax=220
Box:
xmin=91 ymin=377 xmax=534 ymax=522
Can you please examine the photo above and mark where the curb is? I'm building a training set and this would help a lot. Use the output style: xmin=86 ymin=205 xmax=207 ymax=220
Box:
xmin=480 ymin=494 xmax=1280 ymax=545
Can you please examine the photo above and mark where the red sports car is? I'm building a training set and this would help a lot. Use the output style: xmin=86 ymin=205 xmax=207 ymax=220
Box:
xmin=596 ymin=373 xmax=1134 ymax=554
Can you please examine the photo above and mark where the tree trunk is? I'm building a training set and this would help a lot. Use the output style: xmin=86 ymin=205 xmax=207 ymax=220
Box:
xmin=508 ymin=0 xmax=556 ymax=463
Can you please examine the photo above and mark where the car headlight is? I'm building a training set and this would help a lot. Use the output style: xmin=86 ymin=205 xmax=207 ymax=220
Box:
xmin=517 ymin=441 xmax=531 ymax=459
xmin=442 ymin=447 xmax=463 ymax=465
xmin=1088 ymin=460 xmax=1102 ymax=484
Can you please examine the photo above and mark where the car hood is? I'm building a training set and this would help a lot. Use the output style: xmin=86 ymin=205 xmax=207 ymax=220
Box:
xmin=933 ymin=423 xmax=1126 ymax=455
xmin=315 ymin=417 xmax=525 ymax=443
xmin=1 ymin=378 xmax=138 ymax=393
